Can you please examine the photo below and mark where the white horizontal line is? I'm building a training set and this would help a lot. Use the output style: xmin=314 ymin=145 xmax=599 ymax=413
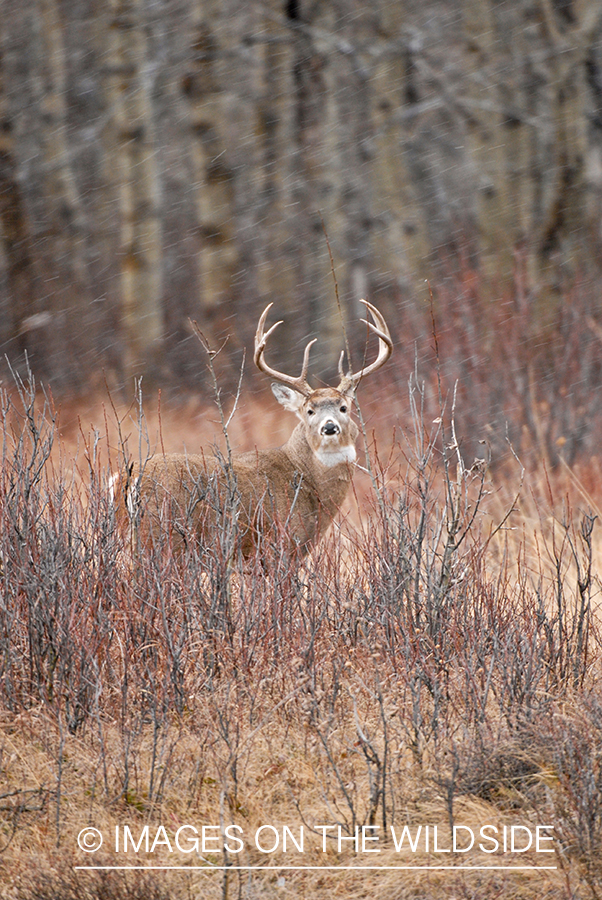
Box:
xmin=74 ymin=865 xmax=557 ymax=872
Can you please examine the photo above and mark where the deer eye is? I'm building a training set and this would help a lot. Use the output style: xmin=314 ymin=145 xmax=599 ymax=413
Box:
xmin=307 ymin=409 xmax=315 ymax=416
xmin=340 ymin=405 xmax=347 ymax=413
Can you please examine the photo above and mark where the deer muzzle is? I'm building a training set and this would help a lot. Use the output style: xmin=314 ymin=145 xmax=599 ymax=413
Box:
xmin=321 ymin=420 xmax=340 ymax=436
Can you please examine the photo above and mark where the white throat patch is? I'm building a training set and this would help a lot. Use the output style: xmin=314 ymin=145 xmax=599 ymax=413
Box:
xmin=315 ymin=444 xmax=357 ymax=468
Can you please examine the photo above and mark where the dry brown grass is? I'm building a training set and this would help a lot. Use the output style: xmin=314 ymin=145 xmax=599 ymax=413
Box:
xmin=0 ymin=698 xmax=570 ymax=900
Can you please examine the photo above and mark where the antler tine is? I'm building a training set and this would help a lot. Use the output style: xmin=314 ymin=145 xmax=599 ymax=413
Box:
xmin=254 ymin=304 xmax=283 ymax=363
xmin=299 ymin=336 xmax=318 ymax=386
xmin=338 ymin=299 xmax=393 ymax=391
xmin=254 ymin=303 xmax=314 ymax=396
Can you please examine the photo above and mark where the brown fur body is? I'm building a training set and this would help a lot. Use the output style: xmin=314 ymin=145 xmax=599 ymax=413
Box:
xmin=115 ymin=394 xmax=358 ymax=558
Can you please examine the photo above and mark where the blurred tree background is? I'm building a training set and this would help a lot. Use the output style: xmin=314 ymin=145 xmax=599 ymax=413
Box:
xmin=0 ymin=0 xmax=601 ymax=414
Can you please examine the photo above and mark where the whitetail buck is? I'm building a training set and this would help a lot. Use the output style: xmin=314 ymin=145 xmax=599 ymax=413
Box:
xmin=114 ymin=301 xmax=392 ymax=557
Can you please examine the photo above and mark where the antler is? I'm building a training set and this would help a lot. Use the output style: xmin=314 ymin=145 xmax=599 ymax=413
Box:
xmin=254 ymin=303 xmax=316 ymax=397
xmin=337 ymin=300 xmax=393 ymax=392
xmin=255 ymin=300 xmax=392 ymax=396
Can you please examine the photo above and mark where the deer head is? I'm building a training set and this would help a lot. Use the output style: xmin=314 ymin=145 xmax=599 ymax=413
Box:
xmin=254 ymin=299 xmax=392 ymax=468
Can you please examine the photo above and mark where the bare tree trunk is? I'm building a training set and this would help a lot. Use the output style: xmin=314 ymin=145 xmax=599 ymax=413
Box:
xmin=141 ymin=0 xmax=203 ymax=384
xmin=0 ymin=36 xmax=34 ymax=358
xmin=462 ymin=0 xmax=516 ymax=284
xmin=107 ymin=0 xmax=163 ymax=383
xmin=183 ymin=1 xmax=238 ymax=335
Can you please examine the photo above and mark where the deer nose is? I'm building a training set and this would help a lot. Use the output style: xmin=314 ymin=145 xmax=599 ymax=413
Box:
xmin=321 ymin=420 xmax=340 ymax=436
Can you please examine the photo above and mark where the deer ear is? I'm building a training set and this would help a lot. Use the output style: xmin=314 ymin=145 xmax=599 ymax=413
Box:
xmin=271 ymin=382 xmax=305 ymax=413
xmin=341 ymin=382 xmax=357 ymax=401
